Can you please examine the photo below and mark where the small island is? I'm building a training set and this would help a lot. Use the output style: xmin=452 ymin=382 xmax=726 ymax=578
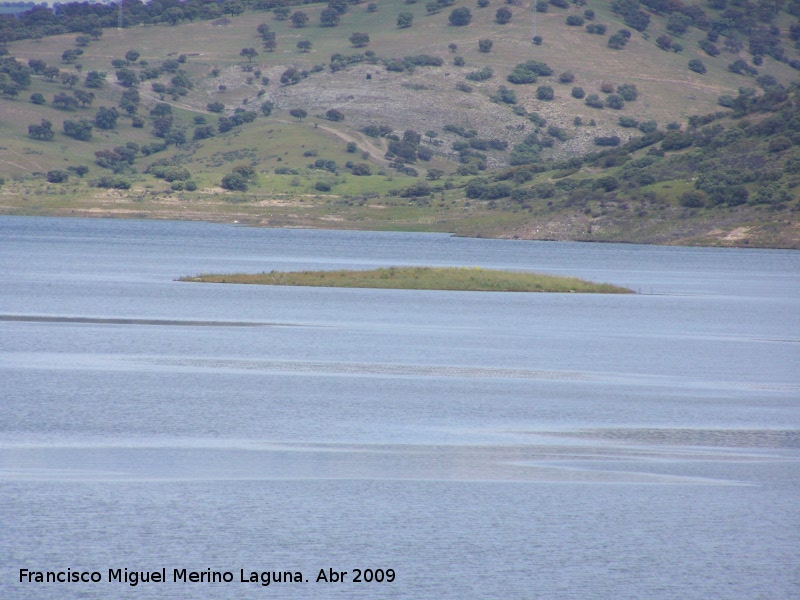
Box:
xmin=179 ymin=267 xmax=632 ymax=293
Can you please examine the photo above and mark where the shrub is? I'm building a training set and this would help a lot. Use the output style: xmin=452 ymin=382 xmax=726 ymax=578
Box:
xmin=536 ymin=85 xmax=554 ymax=100
xmin=478 ymin=39 xmax=493 ymax=53
xmin=95 ymin=175 xmax=130 ymax=189
xmin=221 ymin=173 xmax=248 ymax=191
xmin=314 ymin=181 xmax=331 ymax=191
xmin=558 ymin=72 xmax=575 ymax=83
xmin=496 ymin=7 xmax=512 ymax=23
xmin=507 ymin=60 xmax=551 ymax=84
xmin=46 ymin=170 xmax=69 ymax=183
xmin=769 ymin=136 xmax=792 ymax=152
xmin=638 ymin=120 xmax=657 ymax=133
xmin=566 ymin=15 xmax=584 ymax=26
xmin=680 ymin=190 xmax=705 ymax=207
xmin=466 ymin=66 xmax=493 ymax=81
xmin=492 ymin=85 xmax=517 ymax=104
xmin=585 ymin=94 xmax=603 ymax=108
xmin=688 ymin=59 xmax=707 ymax=74
xmin=449 ymin=7 xmax=472 ymax=25
xmin=617 ymin=83 xmax=638 ymax=101
xmin=585 ymin=23 xmax=607 ymax=34
xmin=605 ymin=94 xmax=624 ymax=109
xmin=325 ymin=108 xmax=345 ymax=121
xmin=397 ymin=12 xmax=413 ymax=27
xmin=571 ymin=86 xmax=585 ymax=99
xmin=594 ymin=135 xmax=620 ymax=146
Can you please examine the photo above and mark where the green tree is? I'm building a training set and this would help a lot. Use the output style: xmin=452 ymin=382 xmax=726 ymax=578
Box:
xmin=495 ymin=6 xmax=512 ymax=23
xmin=60 ymin=72 xmax=79 ymax=88
xmin=536 ymin=85 xmax=554 ymax=100
xmin=73 ymin=89 xmax=94 ymax=107
xmin=320 ymin=8 xmax=340 ymax=26
xmin=30 ymin=92 xmax=46 ymax=104
xmin=349 ymin=32 xmax=370 ymax=47
xmin=84 ymin=70 xmax=106 ymax=88
xmin=397 ymin=12 xmax=414 ymax=27
xmin=478 ymin=39 xmax=493 ymax=52
xmin=93 ymin=106 xmax=119 ymax=129
xmin=449 ymin=7 xmax=472 ymax=25
xmin=688 ymin=59 xmax=706 ymax=74
xmin=119 ymin=89 xmax=140 ymax=115
xmin=281 ymin=67 xmax=302 ymax=85
xmin=290 ymin=108 xmax=307 ymax=121
xmin=115 ymin=68 xmax=138 ymax=87
xmin=297 ymin=40 xmax=312 ymax=52
xmin=28 ymin=119 xmax=54 ymax=140
xmin=47 ymin=170 xmax=69 ymax=183
xmin=63 ymin=118 xmax=93 ymax=140
xmin=326 ymin=108 xmax=345 ymax=121
xmin=125 ymin=50 xmax=140 ymax=64
xmin=207 ymin=101 xmax=225 ymax=113
xmin=221 ymin=172 xmax=248 ymax=191
xmin=52 ymin=92 xmax=78 ymax=110
xmin=290 ymin=11 xmax=309 ymax=27
xmin=274 ymin=7 xmax=291 ymax=20
xmin=28 ymin=59 xmax=46 ymax=74
xmin=240 ymin=48 xmax=258 ymax=62
xmin=43 ymin=66 xmax=60 ymax=81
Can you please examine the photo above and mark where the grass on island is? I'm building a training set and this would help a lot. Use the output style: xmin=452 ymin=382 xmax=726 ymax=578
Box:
xmin=180 ymin=267 xmax=632 ymax=294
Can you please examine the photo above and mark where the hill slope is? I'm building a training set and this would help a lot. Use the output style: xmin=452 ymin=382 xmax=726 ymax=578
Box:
xmin=1 ymin=0 xmax=799 ymax=247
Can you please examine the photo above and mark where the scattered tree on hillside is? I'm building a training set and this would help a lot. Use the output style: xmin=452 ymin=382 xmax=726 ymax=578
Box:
xmin=73 ymin=89 xmax=94 ymax=107
xmin=495 ymin=6 xmax=512 ymax=23
xmin=115 ymin=68 xmax=138 ymax=87
xmin=43 ymin=66 xmax=60 ymax=81
xmin=52 ymin=92 xmax=78 ymax=110
xmin=62 ymin=118 xmax=92 ymax=140
xmin=93 ymin=106 xmax=119 ymax=129
xmin=60 ymin=72 xmax=78 ymax=87
xmin=240 ymin=48 xmax=258 ymax=62
xmin=28 ymin=119 xmax=54 ymax=140
xmin=290 ymin=108 xmax=307 ymax=120
xmin=449 ymin=7 xmax=472 ymax=25
xmin=125 ymin=49 xmax=140 ymax=64
xmin=262 ymin=32 xmax=277 ymax=52
xmin=536 ymin=85 xmax=554 ymax=100
xmin=297 ymin=40 xmax=312 ymax=52
xmin=281 ymin=67 xmax=302 ymax=85
xmin=320 ymin=8 xmax=340 ymax=26
xmin=478 ymin=39 xmax=493 ymax=52
xmin=688 ymin=59 xmax=707 ymax=74
xmin=326 ymin=108 xmax=345 ymax=121
xmin=397 ymin=12 xmax=413 ymax=27
xmin=84 ymin=70 xmax=106 ymax=88
xmin=349 ymin=32 xmax=370 ymax=47
xmin=290 ymin=11 xmax=309 ymax=27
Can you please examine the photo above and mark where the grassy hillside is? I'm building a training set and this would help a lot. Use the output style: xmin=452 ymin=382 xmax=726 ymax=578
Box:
xmin=1 ymin=0 xmax=799 ymax=247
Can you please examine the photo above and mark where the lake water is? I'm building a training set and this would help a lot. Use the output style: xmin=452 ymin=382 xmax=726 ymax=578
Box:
xmin=1 ymin=216 xmax=798 ymax=599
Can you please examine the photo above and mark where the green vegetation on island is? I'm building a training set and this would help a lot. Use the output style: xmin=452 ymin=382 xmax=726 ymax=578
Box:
xmin=180 ymin=267 xmax=633 ymax=293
